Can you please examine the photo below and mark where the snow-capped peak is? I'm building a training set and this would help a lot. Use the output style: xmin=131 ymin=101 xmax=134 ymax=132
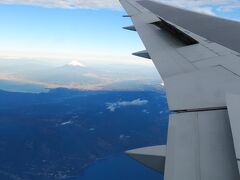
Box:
xmin=67 ymin=60 xmax=86 ymax=67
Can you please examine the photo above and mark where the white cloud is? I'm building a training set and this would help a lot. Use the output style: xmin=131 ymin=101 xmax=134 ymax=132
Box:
xmin=89 ymin=128 xmax=95 ymax=131
xmin=0 ymin=0 xmax=121 ymax=9
xmin=106 ymin=98 xmax=148 ymax=112
xmin=153 ymin=0 xmax=240 ymax=15
xmin=67 ymin=60 xmax=86 ymax=67
xmin=119 ymin=134 xmax=130 ymax=140
xmin=0 ymin=0 xmax=240 ymax=14
xmin=142 ymin=109 xmax=150 ymax=114
xmin=60 ymin=121 xmax=73 ymax=126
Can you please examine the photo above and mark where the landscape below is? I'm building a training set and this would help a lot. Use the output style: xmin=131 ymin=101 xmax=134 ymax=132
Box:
xmin=0 ymin=88 xmax=168 ymax=180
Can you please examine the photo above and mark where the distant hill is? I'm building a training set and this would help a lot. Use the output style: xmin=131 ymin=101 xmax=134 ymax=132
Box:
xmin=0 ymin=59 xmax=162 ymax=92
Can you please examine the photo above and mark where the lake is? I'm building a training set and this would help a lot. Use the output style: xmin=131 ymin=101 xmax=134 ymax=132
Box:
xmin=66 ymin=154 xmax=163 ymax=180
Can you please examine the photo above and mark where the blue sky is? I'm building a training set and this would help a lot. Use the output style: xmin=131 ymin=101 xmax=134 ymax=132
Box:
xmin=215 ymin=7 xmax=240 ymax=20
xmin=0 ymin=4 xmax=145 ymax=64
xmin=0 ymin=1 xmax=240 ymax=64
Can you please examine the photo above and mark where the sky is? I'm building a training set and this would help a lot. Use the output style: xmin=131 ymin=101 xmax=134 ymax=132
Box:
xmin=0 ymin=0 xmax=240 ymax=64
xmin=0 ymin=0 xmax=239 ymax=91
xmin=0 ymin=3 xmax=144 ymax=64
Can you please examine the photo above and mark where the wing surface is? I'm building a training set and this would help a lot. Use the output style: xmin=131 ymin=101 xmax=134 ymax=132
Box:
xmin=119 ymin=1 xmax=240 ymax=179
xmin=139 ymin=0 xmax=240 ymax=54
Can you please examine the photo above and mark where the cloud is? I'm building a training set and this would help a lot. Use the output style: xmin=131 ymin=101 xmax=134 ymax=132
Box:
xmin=67 ymin=60 xmax=86 ymax=67
xmin=153 ymin=0 xmax=240 ymax=15
xmin=0 ymin=0 xmax=121 ymax=9
xmin=60 ymin=121 xmax=73 ymax=126
xmin=142 ymin=109 xmax=150 ymax=114
xmin=106 ymin=98 xmax=148 ymax=112
xmin=0 ymin=0 xmax=240 ymax=14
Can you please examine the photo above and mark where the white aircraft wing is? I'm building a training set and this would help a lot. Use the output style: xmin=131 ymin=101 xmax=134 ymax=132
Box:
xmin=120 ymin=0 xmax=240 ymax=179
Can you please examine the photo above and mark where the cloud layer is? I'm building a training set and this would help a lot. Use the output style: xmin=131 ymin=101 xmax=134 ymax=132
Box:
xmin=0 ymin=0 xmax=239 ymax=19
xmin=154 ymin=0 xmax=240 ymax=15
xmin=106 ymin=98 xmax=148 ymax=112
xmin=1 ymin=0 xmax=240 ymax=12
xmin=1 ymin=0 xmax=121 ymax=9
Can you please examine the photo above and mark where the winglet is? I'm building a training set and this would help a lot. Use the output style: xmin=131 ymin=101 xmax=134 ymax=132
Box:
xmin=126 ymin=145 xmax=166 ymax=173
xmin=132 ymin=50 xmax=151 ymax=59
xmin=123 ymin=25 xmax=136 ymax=31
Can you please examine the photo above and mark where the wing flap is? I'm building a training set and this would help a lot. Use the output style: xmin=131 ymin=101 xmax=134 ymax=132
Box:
xmin=165 ymin=111 xmax=239 ymax=180
xmin=227 ymin=94 xmax=240 ymax=172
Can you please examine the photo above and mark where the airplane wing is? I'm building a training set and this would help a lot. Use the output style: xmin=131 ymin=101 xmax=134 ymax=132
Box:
xmin=120 ymin=0 xmax=240 ymax=179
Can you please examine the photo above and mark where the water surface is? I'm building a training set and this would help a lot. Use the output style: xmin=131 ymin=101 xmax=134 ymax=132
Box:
xmin=67 ymin=154 xmax=163 ymax=180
